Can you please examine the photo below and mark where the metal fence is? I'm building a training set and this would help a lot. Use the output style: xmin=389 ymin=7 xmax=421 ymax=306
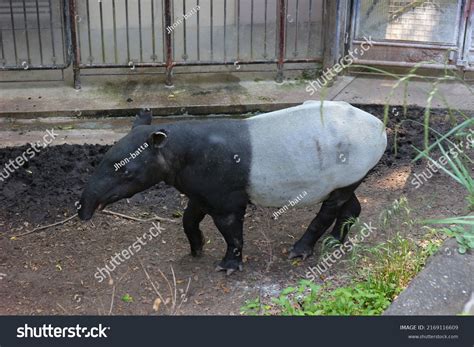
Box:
xmin=1 ymin=0 xmax=325 ymax=87
xmin=0 ymin=0 xmax=69 ymax=69
xmin=2 ymin=0 xmax=474 ymax=87
xmin=70 ymin=0 xmax=324 ymax=87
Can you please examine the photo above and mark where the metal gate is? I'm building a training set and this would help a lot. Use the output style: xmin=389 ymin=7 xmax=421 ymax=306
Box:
xmin=1 ymin=0 xmax=324 ymax=87
xmin=4 ymin=0 xmax=474 ymax=87
xmin=0 ymin=0 xmax=70 ymax=69
xmin=350 ymin=0 xmax=474 ymax=70
xmin=70 ymin=0 xmax=324 ymax=88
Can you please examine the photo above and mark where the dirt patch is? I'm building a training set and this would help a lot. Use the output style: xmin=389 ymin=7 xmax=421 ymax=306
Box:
xmin=0 ymin=105 xmax=471 ymax=315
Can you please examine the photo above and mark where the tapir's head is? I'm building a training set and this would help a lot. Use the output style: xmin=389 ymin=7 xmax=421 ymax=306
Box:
xmin=78 ymin=108 xmax=170 ymax=220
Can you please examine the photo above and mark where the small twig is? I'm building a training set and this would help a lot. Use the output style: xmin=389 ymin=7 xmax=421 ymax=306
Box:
xmin=108 ymin=285 xmax=116 ymax=316
xmin=56 ymin=303 xmax=70 ymax=315
xmin=176 ymin=277 xmax=192 ymax=313
xmin=171 ymin=266 xmax=177 ymax=311
xmin=12 ymin=214 xmax=78 ymax=238
xmin=138 ymin=258 xmax=168 ymax=312
xmin=158 ymin=268 xmax=176 ymax=312
xmin=98 ymin=296 xmax=106 ymax=316
xmin=101 ymin=209 xmax=177 ymax=223
xmin=11 ymin=208 xmax=177 ymax=239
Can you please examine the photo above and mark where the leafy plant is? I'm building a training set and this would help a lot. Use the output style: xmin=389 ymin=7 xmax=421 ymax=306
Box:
xmin=240 ymin=297 xmax=265 ymax=316
xmin=413 ymin=120 xmax=474 ymax=211
xmin=242 ymin=230 xmax=442 ymax=316
xmin=121 ymin=293 xmax=133 ymax=303
xmin=424 ymin=217 xmax=474 ymax=254
xmin=247 ymin=279 xmax=391 ymax=316
xmin=412 ymin=118 xmax=474 ymax=253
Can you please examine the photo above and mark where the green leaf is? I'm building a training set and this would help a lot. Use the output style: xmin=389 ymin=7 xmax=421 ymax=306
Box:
xmin=121 ymin=294 xmax=133 ymax=303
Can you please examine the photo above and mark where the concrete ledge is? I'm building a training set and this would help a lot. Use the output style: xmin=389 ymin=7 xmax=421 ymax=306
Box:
xmin=0 ymin=72 xmax=353 ymax=118
xmin=384 ymin=238 xmax=474 ymax=315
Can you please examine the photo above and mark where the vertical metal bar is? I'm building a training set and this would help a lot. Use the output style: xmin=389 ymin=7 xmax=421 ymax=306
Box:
xmin=250 ymin=0 xmax=254 ymax=59
xmin=138 ymin=0 xmax=143 ymax=61
xmin=9 ymin=0 xmax=18 ymax=64
xmin=151 ymin=0 xmax=156 ymax=61
xmin=125 ymin=0 xmax=130 ymax=62
xmin=113 ymin=0 xmax=118 ymax=63
xmin=0 ymin=29 xmax=4 ymax=66
xmin=0 ymin=29 xmax=5 ymax=67
xmin=210 ymin=0 xmax=213 ymax=60
xmin=196 ymin=0 xmax=200 ymax=61
xmin=284 ymin=0 xmax=288 ymax=57
xmin=69 ymin=0 xmax=81 ymax=89
xmin=263 ymin=0 xmax=268 ymax=58
xmin=171 ymin=3 xmax=175 ymax=60
xmin=461 ymin=0 xmax=474 ymax=67
xmin=307 ymin=0 xmax=313 ymax=56
xmin=293 ymin=0 xmax=299 ymax=57
xmin=162 ymin=0 xmax=165 ymax=61
xmin=48 ymin=0 xmax=57 ymax=63
xmin=86 ymin=0 xmax=92 ymax=63
xmin=62 ymin=0 xmax=69 ymax=68
xmin=59 ymin=0 xmax=66 ymax=65
xmin=223 ymin=0 xmax=227 ymax=62
xmin=182 ymin=0 xmax=187 ymax=60
xmin=35 ymin=0 xmax=44 ymax=65
xmin=237 ymin=0 xmax=240 ymax=59
xmin=276 ymin=0 xmax=286 ymax=82
xmin=164 ymin=0 xmax=173 ymax=86
xmin=99 ymin=0 xmax=106 ymax=62
xmin=22 ymin=0 xmax=31 ymax=64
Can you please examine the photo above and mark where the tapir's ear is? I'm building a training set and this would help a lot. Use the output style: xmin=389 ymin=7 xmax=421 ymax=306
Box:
xmin=132 ymin=108 xmax=153 ymax=128
xmin=148 ymin=130 xmax=168 ymax=149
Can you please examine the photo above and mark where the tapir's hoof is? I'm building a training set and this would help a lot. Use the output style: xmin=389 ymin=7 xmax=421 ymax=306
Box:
xmin=191 ymin=249 xmax=203 ymax=257
xmin=215 ymin=260 xmax=243 ymax=276
xmin=288 ymin=245 xmax=313 ymax=261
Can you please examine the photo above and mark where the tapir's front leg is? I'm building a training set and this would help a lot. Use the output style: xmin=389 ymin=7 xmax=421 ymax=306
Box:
xmin=183 ymin=200 xmax=207 ymax=257
xmin=211 ymin=209 xmax=246 ymax=275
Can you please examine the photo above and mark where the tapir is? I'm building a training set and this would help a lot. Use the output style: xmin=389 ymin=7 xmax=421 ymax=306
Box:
xmin=78 ymin=101 xmax=387 ymax=275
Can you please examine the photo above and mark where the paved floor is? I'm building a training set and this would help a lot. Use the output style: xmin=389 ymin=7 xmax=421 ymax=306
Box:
xmin=0 ymin=71 xmax=473 ymax=148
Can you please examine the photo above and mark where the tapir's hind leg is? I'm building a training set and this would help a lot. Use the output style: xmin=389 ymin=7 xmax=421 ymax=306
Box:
xmin=288 ymin=181 xmax=362 ymax=260
xmin=330 ymin=193 xmax=361 ymax=243
xmin=183 ymin=199 xmax=207 ymax=257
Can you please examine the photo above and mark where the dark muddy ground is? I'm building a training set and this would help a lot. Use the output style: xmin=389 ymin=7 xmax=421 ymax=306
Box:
xmin=0 ymin=105 xmax=472 ymax=315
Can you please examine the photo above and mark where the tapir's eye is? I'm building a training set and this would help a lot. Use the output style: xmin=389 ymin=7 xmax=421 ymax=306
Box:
xmin=123 ymin=170 xmax=133 ymax=179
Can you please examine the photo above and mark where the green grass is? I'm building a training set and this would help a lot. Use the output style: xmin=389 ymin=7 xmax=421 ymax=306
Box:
xmin=241 ymin=233 xmax=441 ymax=316
xmin=241 ymin=199 xmax=443 ymax=316
xmin=411 ymin=118 xmax=474 ymax=253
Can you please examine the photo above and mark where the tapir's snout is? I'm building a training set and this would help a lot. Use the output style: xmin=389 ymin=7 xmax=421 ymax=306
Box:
xmin=77 ymin=189 xmax=100 ymax=221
